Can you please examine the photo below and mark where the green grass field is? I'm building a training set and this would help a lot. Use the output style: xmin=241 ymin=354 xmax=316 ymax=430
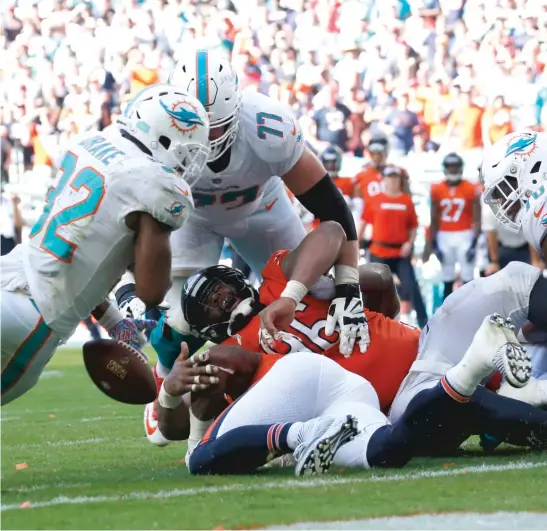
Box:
xmin=2 ymin=348 xmax=547 ymax=530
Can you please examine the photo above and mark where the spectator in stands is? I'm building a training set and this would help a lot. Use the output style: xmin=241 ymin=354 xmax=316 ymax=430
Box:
xmin=361 ymin=165 xmax=428 ymax=328
xmin=382 ymin=91 xmax=421 ymax=156
xmin=482 ymin=94 xmax=513 ymax=147
xmin=442 ymin=88 xmax=484 ymax=151
xmin=311 ymin=81 xmax=352 ymax=152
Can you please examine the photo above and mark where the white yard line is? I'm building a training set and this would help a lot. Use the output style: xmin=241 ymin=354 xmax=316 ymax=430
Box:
xmin=2 ymin=460 xmax=545 ymax=512
xmin=2 ymin=415 xmax=135 ymax=424
xmin=5 ymin=483 xmax=92 ymax=494
xmin=6 ymin=437 xmax=125 ymax=450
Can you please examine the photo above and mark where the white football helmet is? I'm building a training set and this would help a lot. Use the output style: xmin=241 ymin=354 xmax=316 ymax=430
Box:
xmin=117 ymin=84 xmax=210 ymax=186
xmin=481 ymin=131 xmax=547 ymax=232
xmin=169 ymin=49 xmax=242 ymax=162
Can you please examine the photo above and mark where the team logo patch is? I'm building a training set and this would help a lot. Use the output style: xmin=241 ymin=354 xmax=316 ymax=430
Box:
xmin=505 ymin=133 xmax=537 ymax=158
xmin=160 ymin=99 xmax=204 ymax=133
xmin=541 ymin=214 xmax=547 ymax=226
xmin=166 ymin=201 xmax=185 ymax=216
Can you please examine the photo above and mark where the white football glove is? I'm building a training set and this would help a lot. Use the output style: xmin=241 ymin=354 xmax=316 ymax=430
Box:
xmin=119 ymin=295 xmax=147 ymax=320
xmin=119 ymin=296 xmax=170 ymax=320
xmin=325 ymin=283 xmax=370 ymax=357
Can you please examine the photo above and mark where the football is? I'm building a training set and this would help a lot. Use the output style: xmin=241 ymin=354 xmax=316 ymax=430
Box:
xmin=82 ymin=339 xmax=157 ymax=405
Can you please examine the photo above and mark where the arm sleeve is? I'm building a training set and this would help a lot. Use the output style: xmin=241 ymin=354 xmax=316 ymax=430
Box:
xmin=296 ymin=174 xmax=358 ymax=240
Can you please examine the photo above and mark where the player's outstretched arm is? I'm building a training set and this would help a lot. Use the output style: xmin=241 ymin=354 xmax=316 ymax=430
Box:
xmin=283 ymin=147 xmax=359 ymax=270
xmin=129 ymin=212 xmax=173 ymax=307
xmin=259 ymin=222 xmax=346 ymax=345
xmin=281 ymin=220 xmax=347 ymax=287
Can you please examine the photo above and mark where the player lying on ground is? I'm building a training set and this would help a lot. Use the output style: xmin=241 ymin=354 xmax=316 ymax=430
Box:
xmin=0 ymin=84 xmax=209 ymax=405
xmin=162 ymin=313 xmax=542 ymax=476
xmin=145 ymin=221 xmax=421 ymax=445
xmin=114 ymin=48 xmax=368 ymax=446
xmin=156 ymin=222 xmax=546 ymax=463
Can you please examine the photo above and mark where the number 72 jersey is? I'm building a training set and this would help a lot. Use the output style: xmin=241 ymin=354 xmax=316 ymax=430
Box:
xmin=23 ymin=129 xmax=191 ymax=338
xmin=430 ymin=180 xmax=479 ymax=232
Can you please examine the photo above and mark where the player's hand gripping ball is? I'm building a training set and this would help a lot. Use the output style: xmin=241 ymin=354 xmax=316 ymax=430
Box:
xmin=83 ymin=339 xmax=156 ymax=404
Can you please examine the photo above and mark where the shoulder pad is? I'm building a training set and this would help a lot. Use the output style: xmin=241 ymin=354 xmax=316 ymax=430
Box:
xmin=111 ymin=157 xmax=193 ymax=230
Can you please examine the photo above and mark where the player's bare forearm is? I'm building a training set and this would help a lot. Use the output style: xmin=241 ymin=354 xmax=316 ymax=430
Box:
xmin=336 ymin=239 xmax=359 ymax=268
xmin=157 ymin=399 xmax=191 ymax=441
xmin=542 ymin=239 xmax=547 ymax=263
xmin=133 ymin=212 xmax=172 ymax=307
xmin=281 ymin=221 xmax=346 ymax=288
xmin=486 ymin=231 xmax=500 ymax=263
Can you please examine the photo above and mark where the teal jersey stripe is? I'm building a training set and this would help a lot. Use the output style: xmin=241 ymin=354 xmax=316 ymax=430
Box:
xmin=196 ymin=50 xmax=209 ymax=106
xmin=2 ymin=317 xmax=52 ymax=394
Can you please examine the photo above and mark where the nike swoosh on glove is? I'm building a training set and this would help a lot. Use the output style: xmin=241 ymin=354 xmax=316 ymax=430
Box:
xmin=325 ymin=283 xmax=370 ymax=356
xmin=108 ymin=319 xmax=158 ymax=357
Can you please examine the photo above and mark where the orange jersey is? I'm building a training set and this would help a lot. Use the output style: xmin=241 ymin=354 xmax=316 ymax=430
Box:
xmin=355 ymin=165 xmax=383 ymax=206
xmin=223 ymin=250 xmax=420 ymax=412
xmin=363 ymin=193 xmax=418 ymax=259
xmin=430 ymin=180 xmax=478 ymax=232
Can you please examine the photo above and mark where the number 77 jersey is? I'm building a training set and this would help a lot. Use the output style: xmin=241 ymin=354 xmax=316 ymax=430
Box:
xmin=190 ymin=91 xmax=304 ymax=225
xmin=22 ymin=129 xmax=191 ymax=339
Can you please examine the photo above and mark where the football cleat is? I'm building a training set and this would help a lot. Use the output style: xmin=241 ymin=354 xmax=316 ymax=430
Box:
xmin=143 ymin=364 xmax=171 ymax=447
xmin=487 ymin=314 xmax=532 ymax=388
xmin=293 ymin=414 xmax=359 ymax=477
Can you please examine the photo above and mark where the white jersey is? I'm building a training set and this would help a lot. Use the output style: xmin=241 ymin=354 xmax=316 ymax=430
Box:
xmin=6 ymin=128 xmax=192 ymax=339
xmin=521 ymin=185 xmax=547 ymax=254
xmin=190 ymin=90 xmax=304 ymax=226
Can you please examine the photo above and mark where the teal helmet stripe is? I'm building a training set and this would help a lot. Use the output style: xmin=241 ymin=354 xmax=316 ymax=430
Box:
xmin=196 ymin=50 xmax=209 ymax=107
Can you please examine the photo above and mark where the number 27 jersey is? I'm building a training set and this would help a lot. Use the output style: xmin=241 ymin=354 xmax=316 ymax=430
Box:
xmin=21 ymin=129 xmax=191 ymax=339
xmin=430 ymin=180 xmax=478 ymax=232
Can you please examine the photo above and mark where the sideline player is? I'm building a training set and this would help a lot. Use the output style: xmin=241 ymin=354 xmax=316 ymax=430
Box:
xmin=430 ymin=152 xmax=481 ymax=301
xmin=0 ymin=85 xmax=209 ymax=404
xmin=119 ymin=48 xmax=367 ymax=445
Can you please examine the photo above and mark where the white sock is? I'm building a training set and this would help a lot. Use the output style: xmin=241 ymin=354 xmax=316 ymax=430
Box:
xmin=286 ymin=422 xmax=304 ymax=450
xmin=444 ymin=364 xmax=477 ymax=398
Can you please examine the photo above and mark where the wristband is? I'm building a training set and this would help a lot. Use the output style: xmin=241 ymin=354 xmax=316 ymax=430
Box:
xmin=280 ymin=280 xmax=308 ymax=304
xmin=334 ymin=265 xmax=359 ymax=285
xmin=158 ymin=381 xmax=183 ymax=409
xmin=98 ymin=304 xmax=124 ymax=330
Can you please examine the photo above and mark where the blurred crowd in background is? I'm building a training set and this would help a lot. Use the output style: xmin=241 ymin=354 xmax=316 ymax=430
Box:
xmin=2 ymin=0 xmax=547 ymax=322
